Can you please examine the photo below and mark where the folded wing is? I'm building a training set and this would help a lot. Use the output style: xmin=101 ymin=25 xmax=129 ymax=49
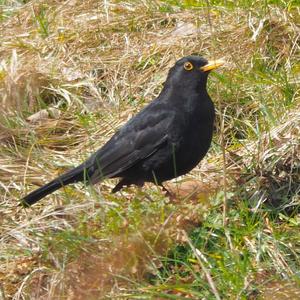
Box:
xmin=85 ymin=105 xmax=175 ymax=183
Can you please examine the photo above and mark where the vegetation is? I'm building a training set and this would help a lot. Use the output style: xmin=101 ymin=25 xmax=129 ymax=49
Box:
xmin=0 ymin=0 xmax=299 ymax=299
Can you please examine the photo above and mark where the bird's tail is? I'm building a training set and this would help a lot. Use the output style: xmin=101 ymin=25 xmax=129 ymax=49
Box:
xmin=20 ymin=165 xmax=87 ymax=207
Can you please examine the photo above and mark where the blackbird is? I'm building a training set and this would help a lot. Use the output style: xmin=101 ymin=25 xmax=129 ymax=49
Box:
xmin=20 ymin=55 xmax=223 ymax=207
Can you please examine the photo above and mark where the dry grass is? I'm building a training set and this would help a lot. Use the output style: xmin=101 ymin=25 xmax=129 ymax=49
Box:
xmin=0 ymin=0 xmax=300 ymax=299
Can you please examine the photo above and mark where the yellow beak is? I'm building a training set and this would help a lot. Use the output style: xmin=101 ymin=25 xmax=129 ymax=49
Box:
xmin=200 ymin=59 xmax=225 ymax=72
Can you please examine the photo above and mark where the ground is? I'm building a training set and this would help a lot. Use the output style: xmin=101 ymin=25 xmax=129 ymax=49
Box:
xmin=0 ymin=0 xmax=299 ymax=299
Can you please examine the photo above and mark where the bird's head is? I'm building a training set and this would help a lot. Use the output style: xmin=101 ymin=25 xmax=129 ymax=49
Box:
xmin=165 ymin=55 xmax=224 ymax=91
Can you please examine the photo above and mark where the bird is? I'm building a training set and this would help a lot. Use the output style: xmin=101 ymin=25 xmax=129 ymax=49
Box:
xmin=20 ymin=55 xmax=224 ymax=207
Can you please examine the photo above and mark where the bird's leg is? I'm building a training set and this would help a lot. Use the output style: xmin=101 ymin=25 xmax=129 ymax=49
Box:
xmin=159 ymin=183 xmax=176 ymax=200
xmin=160 ymin=183 xmax=170 ymax=194
xmin=112 ymin=178 xmax=145 ymax=194
xmin=112 ymin=178 xmax=128 ymax=193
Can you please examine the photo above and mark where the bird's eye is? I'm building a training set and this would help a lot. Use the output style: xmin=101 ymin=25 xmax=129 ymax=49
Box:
xmin=184 ymin=62 xmax=193 ymax=71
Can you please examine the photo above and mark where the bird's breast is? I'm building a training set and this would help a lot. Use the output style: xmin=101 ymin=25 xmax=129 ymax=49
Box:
xmin=171 ymin=100 xmax=214 ymax=175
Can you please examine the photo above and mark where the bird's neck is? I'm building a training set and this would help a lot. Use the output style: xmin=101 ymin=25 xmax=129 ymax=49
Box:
xmin=161 ymin=82 xmax=215 ymax=125
xmin=164 ymin=76 xmax=207 ymax=92
xmin=161 ymin=82 xmax=211 ymax=107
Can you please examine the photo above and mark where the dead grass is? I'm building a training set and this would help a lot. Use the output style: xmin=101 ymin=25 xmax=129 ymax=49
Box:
xmin=0 ymin=0 xmax=300 ymax=299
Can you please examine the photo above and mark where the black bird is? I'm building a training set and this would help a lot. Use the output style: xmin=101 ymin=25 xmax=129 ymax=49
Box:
xmin=20 ymin=56 xmax=224 ymax=207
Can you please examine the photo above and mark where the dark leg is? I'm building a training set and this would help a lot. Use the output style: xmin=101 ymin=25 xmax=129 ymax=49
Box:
xmin=112 ymin=178 xmax=144 ymax=193
xmin=159 ymin=183 xmax=175 ymax=199
xmin=112 ymin=178 xmax=128 ymax=193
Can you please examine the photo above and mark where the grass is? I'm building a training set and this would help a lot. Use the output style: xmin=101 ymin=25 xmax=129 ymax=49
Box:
xmin=0 ymin=0 xmax=299 ymax=299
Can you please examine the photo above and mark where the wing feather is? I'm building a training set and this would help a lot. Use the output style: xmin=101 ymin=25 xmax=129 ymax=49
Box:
xmin=85 ymin=102 xmax=174 ymax=183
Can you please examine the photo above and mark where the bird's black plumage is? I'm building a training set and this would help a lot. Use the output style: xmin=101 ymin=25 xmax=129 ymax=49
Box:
xmin=21 ymin=55 xmax=223 ymax=207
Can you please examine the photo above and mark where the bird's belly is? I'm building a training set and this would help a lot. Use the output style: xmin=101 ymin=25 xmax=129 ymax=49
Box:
xmin=143 ymin=130 xmax=212 ymax=183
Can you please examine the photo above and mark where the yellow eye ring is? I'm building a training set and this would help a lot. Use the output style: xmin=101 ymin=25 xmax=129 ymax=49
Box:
xmin=184 ymin=62 xmax=193 ymax=71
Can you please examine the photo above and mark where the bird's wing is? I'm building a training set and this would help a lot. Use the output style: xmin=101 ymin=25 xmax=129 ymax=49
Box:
xmin=85 ymin=104 xmax=175 ymax=182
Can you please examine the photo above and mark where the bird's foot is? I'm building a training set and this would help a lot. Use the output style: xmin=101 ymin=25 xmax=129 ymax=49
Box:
xmin=160 ymin=184 xmax=176 ymax=201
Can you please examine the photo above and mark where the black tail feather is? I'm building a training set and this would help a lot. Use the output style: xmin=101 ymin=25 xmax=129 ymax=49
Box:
xmin=20 ymin=165 xmax=86 ymax=207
